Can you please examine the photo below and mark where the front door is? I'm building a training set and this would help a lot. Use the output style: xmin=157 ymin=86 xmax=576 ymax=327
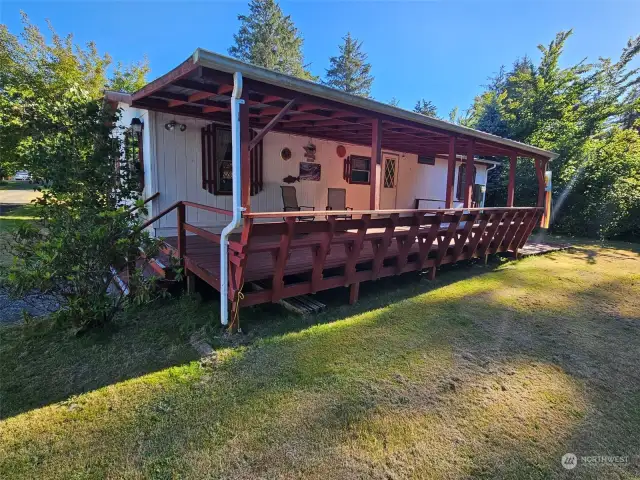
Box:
xmin=380 ymin=153 xmax=399 ymax=209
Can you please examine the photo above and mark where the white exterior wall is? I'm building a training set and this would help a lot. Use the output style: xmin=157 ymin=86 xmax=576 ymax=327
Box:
xmin=135 ymin=110 xmax=488 ymax=237
xmin=116 ymin=103 xmax=156 ymax=208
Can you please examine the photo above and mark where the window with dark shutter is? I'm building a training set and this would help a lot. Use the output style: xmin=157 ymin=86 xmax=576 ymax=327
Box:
xmin=201 ymin=124 xmax=263 ymax=196
xmin=343 ymin=155 xmax=371 ymax=185
xmin=123 ymin=128 xmax=144 ymax=192
xmin=456 ymin=164 xmax=477 ymax=200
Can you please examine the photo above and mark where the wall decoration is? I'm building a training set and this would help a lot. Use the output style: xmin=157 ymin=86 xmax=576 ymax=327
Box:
xmin=303 ymin=143 xmax=316 ymax=162
xmin=282 ymin=175 xmax=300 ymax=184
xmin=299 ymin=162 xmax=321 ymax=181
xmin=280 ymin=147 xmax=292 ymax=161
xmin=336 ymin=145 xmax=347 ymax=158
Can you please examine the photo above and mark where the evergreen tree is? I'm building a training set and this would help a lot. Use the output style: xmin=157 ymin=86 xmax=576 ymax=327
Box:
xmin=388 ymin=97 xmax=400 ymax=107
xmin=229 ymin=0 xmax=314 ymax=80
xmin=323 ymin=33 xmax=373 ymax=97
xmin=413 ymin=99 xmax=438 ymax=117
xmin=448 ymin=106 xmax=458 ymax=123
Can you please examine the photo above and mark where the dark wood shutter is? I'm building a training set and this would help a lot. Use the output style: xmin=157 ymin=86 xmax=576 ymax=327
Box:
xmin=124 ymin=129 xmax=144 ymax=192
xmin=343 ymin=156 xmax=352 ymax=183
xmin=201 ymin=124 xmax=215 ymax=194
xmin=249 ymin=129 xmax=263 ymax=195
xmin=201 ymin=124 xmax=263 ymax=196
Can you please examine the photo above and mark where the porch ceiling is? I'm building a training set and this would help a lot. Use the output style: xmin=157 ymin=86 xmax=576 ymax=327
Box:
xmin=126 ymin=51 xmax=558 ymax=161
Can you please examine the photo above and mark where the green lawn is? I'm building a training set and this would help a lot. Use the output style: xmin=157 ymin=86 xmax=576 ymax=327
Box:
xmin=1 ymin=241 xmax=639 ymax=479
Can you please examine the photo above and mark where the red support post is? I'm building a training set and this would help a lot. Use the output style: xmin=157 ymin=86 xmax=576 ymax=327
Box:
xmin=507 ymin=152 xmax=517 ymax=207
xmin=240 ymin=88 xmax=251 ymax=212
xmin=370 ymin=118 xmax=382 ymax=210
xmin=535 ymin=158 xmax=546 ymax=207
xmin=177 ymin=202 xmax=186 ymax=260
xmin=464 ymin=139 xmax=475 ymax=208
xmin=445 ymin=136 xmax=456 ymax=208
xmin=349 ymin=282 xmax=360 ymax=305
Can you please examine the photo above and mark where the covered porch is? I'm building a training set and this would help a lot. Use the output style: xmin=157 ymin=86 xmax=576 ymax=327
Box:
xmin=127 ymin=49 xmax=555 ymax=323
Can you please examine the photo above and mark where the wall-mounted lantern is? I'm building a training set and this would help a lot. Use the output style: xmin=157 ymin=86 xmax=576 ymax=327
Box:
xmin=130 ymin=117 xmax=143 ymax=134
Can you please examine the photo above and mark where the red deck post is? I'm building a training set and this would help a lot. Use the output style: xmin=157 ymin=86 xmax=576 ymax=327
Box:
xmin=370 ymin=118 xmax=382 ymax=210
xmin=349 ymin=282 xmax=360 ymax=305
xmin=240 ymin=88 xmax=251 ymax=211
xmin=464 ymin=139 xmax=475 ymax=208
xmin=445 ymin=136 xmax=456 ymax=208
xmin=177 ymin=202 xmax=186 ymax=260
xmin=507 ymin=152 xmax=517 ymax=207
xmin=535 ymin=158 xmax=545 ymax=207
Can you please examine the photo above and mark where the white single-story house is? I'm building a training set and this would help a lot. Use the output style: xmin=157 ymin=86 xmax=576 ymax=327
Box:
xmin=105 ymin=49 xmax=556 ymax=326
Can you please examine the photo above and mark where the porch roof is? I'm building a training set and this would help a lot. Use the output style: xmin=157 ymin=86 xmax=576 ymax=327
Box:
xmin=115 ymin=48 xmax=558 ymax=161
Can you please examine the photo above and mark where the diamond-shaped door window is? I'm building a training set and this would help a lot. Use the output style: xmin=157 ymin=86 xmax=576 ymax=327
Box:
xmin=384 ymin=158 xmax=396 ymax=188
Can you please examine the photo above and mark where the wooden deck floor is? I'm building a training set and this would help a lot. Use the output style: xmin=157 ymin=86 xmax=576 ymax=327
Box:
xmin=164 ymin=230 xmax=436 ymax=283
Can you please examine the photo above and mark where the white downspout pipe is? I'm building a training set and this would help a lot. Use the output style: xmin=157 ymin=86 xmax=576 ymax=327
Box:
xmin=481 ymin=163 xmax=498 ymax=208
xmin=220 ymin=72 xmax=245 ymax=326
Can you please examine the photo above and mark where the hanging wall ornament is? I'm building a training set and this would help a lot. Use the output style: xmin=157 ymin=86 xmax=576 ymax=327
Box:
xmin=336 ymin=145 xmax=347 ymax=158
xmin=281 ymin=147 xmax=292 ymax=161
xmin=303 ymin=142 xmax=316 ymax=162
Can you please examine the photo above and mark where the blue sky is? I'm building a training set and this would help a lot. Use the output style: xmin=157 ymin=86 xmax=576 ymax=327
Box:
xmin=2 ymin=1 xmax=638 ymax=116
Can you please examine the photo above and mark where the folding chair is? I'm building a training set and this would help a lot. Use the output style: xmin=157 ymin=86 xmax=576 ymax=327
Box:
xmin=281 ymin=185 xmax=315 ymax=221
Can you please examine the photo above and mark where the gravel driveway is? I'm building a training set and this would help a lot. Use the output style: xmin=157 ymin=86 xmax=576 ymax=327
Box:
xmin=0 ymin=288 xmax=61 ymax=324
xmin=1 ymin=182 xmax=54 ymax=324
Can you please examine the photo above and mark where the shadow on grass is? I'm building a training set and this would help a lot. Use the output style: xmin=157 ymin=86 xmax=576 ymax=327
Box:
xmin=0 ymin=256 xmax=504 ymax=421
xmin=0 ymin=298 xmax=216 ymax=419
xmin=125 ymin=262 xmax=640 ymax=478
xmin=2 ymin=244 xmax=640 ymax=478
xmin=227 ymin=257 xmax=508 ymax=341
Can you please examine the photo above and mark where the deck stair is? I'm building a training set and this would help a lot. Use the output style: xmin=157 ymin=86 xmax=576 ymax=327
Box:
xmin=111 ymin=241 xmax=180 ymax=295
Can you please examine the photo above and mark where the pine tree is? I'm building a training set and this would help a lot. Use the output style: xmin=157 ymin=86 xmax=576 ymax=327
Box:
xmin=323 ymin=33 xmax=374 ymax=97
xmin=229 ymin=0 xmax=314 ymax=80
xmin=413 ymin=99 xmax=438 ymax=117
xmin=388 ymin=97 xmax=400 ymax=107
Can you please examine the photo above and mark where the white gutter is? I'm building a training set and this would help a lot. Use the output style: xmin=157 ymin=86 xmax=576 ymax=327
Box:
xmin=219 ymin=72 xmax=245 ymax=326
xmin=481 ymin=163 xmax=498 ymax=208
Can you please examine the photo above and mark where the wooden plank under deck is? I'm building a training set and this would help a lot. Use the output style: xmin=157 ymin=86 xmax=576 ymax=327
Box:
xmin=167 ymin=230 xmax=430 ymax=284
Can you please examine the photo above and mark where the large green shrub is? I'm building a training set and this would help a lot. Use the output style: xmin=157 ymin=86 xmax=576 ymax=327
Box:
xmin=1 ymin=15 xmax=161 ymax=332
xmin=470 ymin=31 xmax=640 ymax=239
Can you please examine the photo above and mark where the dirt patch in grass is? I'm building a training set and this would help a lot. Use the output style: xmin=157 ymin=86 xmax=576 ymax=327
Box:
xmin=0 ymin=241 xmax=639 ymax=478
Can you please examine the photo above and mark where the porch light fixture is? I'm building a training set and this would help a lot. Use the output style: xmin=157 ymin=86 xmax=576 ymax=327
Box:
xmin=130 ymin=117 xmax=143 ymax=134
xmin=164 ymin=120 xmax=187 ymax=132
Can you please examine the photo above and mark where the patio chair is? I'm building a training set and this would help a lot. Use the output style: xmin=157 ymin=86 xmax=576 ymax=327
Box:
xmin=326 ymin=188 xmax=353 ymax=220
xmin=281 ymin=185 xmax=315 ymax=221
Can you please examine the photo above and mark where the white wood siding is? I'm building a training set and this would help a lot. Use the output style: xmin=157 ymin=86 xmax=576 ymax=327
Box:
xmin=141 ymin=111 xmax=488 ymax=237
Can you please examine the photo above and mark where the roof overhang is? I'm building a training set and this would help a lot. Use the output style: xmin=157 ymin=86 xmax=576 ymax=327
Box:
xmin=123 ymin=48 xmax=558 ymax=161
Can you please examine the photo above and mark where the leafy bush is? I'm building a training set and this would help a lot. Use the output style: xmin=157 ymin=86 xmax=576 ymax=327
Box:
xmin=1 ymin=16 xmax=162 ymax=333
xmin=470 ymin=31 xmax=640 ymax=240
